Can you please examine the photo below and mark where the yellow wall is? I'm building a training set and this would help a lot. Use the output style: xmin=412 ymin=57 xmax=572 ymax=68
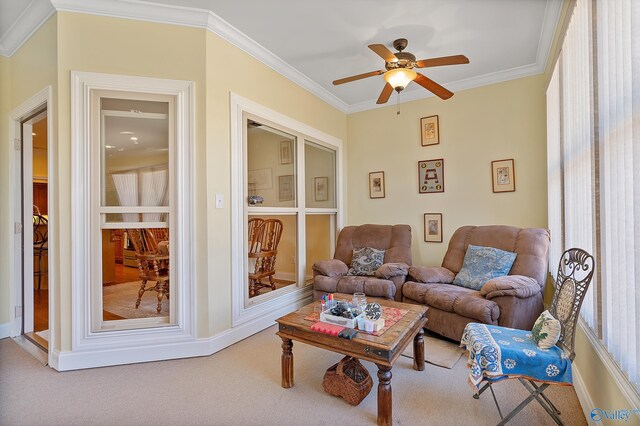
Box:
xmin=347 ymin=75 xmax=548 ymax=266
xmin=0 ymin=15 xmax=58 ymax=331
xmin=203 ymin=29 xmax=347 ymax=336
xmin=0 ymin=55 xmax=11 ymax=326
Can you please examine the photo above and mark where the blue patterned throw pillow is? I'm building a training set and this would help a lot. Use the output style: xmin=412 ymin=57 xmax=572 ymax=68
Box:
xmin=348 ymin=247 xmax=386 ymax=276
xmin=453 ymin=245 xmax=517 ymax=290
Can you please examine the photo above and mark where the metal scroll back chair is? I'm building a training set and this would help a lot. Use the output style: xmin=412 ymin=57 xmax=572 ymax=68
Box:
xmin=127 ymin=228 xmax=170 ymax=314
xmin=473 ymin=248 xmax=595 ymax=425
xmin=33 ymin=206 xmax=48 ymax=291
xmin=248 ymin=219 xmax=283 ymax=297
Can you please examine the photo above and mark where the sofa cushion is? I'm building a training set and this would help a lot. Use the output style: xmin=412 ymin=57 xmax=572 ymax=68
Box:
xmin=453 ymin=245 xmax=517 ymax=290
xmin=313 ymin=259 xmax=349 ymax=277
xmin=375 ymin=262 xmax=409 ymax=279
xmin=336 ymin=276 xmax=396 ymax=299
xmin=408 ymin=266 xmax=455 ymax=283
xmin=480 ymin=275 xmax=540 ymax=299
xmin=313 ymin=275 xmax=340 ymax=293
xmin=347 ymin=247 xmax=385 ymax=276
xmin=403 ymin=282 xmax=500 ymax=324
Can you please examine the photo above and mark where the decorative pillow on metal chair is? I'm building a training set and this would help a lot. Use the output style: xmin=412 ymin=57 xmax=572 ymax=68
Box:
xmin=347 ymin=247 xmax=385 ymax=276
xmin=531 ymin=310 xmax=561 ymax=349
xmin=453 ymin=245 xmax=517 ymax=290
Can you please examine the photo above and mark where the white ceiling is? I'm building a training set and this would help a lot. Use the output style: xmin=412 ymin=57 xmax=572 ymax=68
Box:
xmin=0 ymin=0 xmax=562 ymax=112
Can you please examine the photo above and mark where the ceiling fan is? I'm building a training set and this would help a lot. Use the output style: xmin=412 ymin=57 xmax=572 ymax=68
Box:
xmin=333 ymin=38 xmax=469 ymax=104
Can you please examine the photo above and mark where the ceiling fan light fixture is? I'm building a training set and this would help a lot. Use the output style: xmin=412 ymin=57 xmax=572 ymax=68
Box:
xmin=384 ymin=68 xmax=417 ymax=91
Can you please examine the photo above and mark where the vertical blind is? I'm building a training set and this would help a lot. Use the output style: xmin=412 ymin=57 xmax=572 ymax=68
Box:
xmin=597 ymin=0 xmax=639 ymax=392
xmin=546 ymin=0 xmax=639 ymax=392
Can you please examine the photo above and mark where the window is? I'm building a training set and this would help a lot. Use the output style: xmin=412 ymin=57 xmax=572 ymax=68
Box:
xmin=546 ymin=0 xmax=640 ymax=393
xmin=72 ymin=72 xmax=194 ymax=354
xmin=231 ymin=94 xmax=342 ymax=326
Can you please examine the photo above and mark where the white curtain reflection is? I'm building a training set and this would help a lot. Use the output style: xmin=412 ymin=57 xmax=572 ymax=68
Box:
xmin=141 ymin=169 xmax=168 ymax=222
xmin=112 ymin=173 xmax=139 ymax=222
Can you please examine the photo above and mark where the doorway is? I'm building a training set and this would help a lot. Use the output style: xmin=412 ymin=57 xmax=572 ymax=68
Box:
xmin=22 ymin=109 xmax=49 ymax=351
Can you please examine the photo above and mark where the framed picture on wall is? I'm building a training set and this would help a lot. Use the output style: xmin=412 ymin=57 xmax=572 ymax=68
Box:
xmin=314 ymin=177 xmax=328 ymax=201
xmin=491 ymin=158 xmax=515 ymax=193
xmin=421 ymin=115 xmax=439 ymax=146
xmin=418 ymin=159 xmax=444 ymax=193
xmin=279 ymin=174 xmax=294 ymax=201
xmin=280 ymin=140 xmax=293 ymax=164
xmin=424 ymin=213 xmax=443 ymax=242
xmin=369 ymin=171 xmax=385 ymax=199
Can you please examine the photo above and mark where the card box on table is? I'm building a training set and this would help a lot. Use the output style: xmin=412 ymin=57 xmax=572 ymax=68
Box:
xmin=320 ymin=309 xmax=365 ymax=329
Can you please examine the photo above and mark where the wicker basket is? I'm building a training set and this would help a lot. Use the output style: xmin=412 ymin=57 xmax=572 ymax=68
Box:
xmin=322 ymin=356 xmax=373 ymax=405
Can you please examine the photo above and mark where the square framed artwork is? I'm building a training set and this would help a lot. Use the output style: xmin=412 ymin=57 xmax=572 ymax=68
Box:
xmin=314 ymin=176 xmax=328 ymax=201
xmin=491 ymin=159 xmax=515 ymax=193
xmin=369 ymin=171 xmax=385 ymax=199
xmin=278 ymin=174 xmax=295 ymax=201
xmin=279 ymin=140 xmax=293 ymax=164
xmin=421 ymin=115 xmax=439 ymax=146
xmin=424 ymin=213 xmax=443 ymax=242
xmin=418 ymin=159 xmax=444 ymax=193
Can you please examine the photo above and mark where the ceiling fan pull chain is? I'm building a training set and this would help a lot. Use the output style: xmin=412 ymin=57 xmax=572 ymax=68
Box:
xmin=396 ymin=92 xmax=400 ymax=115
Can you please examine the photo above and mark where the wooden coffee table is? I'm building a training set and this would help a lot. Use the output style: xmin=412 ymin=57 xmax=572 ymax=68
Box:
xmin=276 ymin=294 xmax=428 ymax=426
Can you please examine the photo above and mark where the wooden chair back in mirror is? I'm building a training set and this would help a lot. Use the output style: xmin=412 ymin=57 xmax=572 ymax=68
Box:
xmin=33 ymin=206 xmax=48 ymax=291
xmin=248 ymin=219 xmax=283 ymax=297
xmin=248 ymin=217 xmax=264 ymax=249
xmin=127 ymin=228 xmax=170 ymax=313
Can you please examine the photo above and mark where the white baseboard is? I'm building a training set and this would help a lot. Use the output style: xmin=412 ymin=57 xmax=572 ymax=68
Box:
xmin=573 ymin=364 xmax=597 ymax=425
xmin=0 ymin=322 xmax=11 ymax=340
xmin=53 ymin=297 xmax=309 ymax=371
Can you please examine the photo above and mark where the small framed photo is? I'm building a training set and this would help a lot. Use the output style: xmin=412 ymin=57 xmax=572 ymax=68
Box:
xmin=491 ymin=159 xmax=515 ymax=193
xmin=369 ymin=171 xmax=385 ymax=199
xmin=421 ymin=115 xmax=439 ymax=146
xmin=278 ymin=174 xmax=295 ymax=201
xmin=314 ymin=176 xmax=328 ymax=201
xmin=424 ymin=213 xmax=443 ymax=242
xmin=418 ymin=159 xmax=444 ymax=193
xmin=280 ymin=140 xmax=293 ymax=164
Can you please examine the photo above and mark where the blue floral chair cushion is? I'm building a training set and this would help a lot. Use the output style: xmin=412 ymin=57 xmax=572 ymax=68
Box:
xmin=453 ymin=245 xmax=517 ymax=290
xmin=347 ymin=247 xmax=386 ymax=276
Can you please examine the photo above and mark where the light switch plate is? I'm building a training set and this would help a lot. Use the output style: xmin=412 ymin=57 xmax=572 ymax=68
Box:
xmin=215 ymin=193 xmax=223 ymax=209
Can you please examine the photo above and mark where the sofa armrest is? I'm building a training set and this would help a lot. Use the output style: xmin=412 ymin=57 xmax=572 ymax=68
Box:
xmin=312 ymin=259 xmax=348 ymax=277
xmin=375 ymin=263 xmax=409 ymax=279
xmin=408 ymin=266 xmax=455 ymax=284
xmin=480 ymin=275 xmax=540 ymax=299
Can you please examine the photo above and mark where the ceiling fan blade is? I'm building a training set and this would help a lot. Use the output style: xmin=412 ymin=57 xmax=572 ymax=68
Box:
xmin=333 ymin=70 xmax=384 ymax=85
xmin=415 ymin=55 xmax=470 ymax=68
xmin=368 ymin=44 xmax=398 ymax=62
xmin=376 ymin=83 xmax=394 ymax=104
xmin=414 ymin=73 xmax=454 ymax=100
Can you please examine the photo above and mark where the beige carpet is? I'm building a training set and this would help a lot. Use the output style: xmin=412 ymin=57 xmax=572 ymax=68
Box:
xmin=102 ymin=281 xmax=169 ymax=319
xmin=0 ymin=325 xmax=587 ymax=426
xmin=402 ymin=334 xmax=465 ymax=368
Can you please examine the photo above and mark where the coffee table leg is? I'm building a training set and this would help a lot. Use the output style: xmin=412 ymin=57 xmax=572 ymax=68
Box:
xmin=413 ymin=328 xmax=425 ymax=371
xmin=376 ymin=364 xmax=392 ymax=426
xmin=281 ymin=337 xmax=294 ymax=388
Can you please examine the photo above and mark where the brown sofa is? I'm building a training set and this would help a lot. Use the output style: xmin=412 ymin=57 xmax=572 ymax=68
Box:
xmin=403 ymin=225 xmax=550 ymax=341
xmin=313 ymin=224 xmax=412 ymax=301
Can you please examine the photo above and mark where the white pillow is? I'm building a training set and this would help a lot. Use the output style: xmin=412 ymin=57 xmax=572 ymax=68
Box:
xmin=531 ymin=310 xmax=561 ymax=349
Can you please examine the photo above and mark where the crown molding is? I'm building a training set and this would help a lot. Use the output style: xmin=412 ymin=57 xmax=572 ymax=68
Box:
xmin=0 ymin=0 xmax=55 ymax=57
xmin=49 ymin=0 xmax=349 ymax=112
xmin=4 ymin=0 xmax=561 ymax=114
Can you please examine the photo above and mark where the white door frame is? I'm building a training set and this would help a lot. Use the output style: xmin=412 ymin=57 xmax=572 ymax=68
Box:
xmin=9 ymin=87 xmax=54 ymax=363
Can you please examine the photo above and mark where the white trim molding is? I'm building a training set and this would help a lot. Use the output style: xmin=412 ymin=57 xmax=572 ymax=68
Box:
xmin=70 ymin=71 xmax=195 ymax=361
xmin=0 ymin=322 xmax=11 ymax=340
xmin=4 ymin=0 xmax=563 ymax=113
xmin=0 ymin=0 xmax=55 ymax=57
xmin=576 ymin=318 xmax=640 ymax=410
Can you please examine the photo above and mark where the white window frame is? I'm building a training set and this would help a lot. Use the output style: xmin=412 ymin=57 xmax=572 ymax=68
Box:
xmin=230 ymin=93 xmax=343 ymax=327
xmin=71 ymin=72 xmax=195 ymax=354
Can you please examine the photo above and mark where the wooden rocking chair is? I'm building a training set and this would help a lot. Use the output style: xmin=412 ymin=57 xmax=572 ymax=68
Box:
xmin=127 ymin=228 xmax=170 ymax=314
xmin=248 ymin=219 xmax=283 ymax=297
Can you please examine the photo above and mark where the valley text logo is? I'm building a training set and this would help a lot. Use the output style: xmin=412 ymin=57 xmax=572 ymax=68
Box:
xmin=591 ymin=408 xmax=640 ymax=422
